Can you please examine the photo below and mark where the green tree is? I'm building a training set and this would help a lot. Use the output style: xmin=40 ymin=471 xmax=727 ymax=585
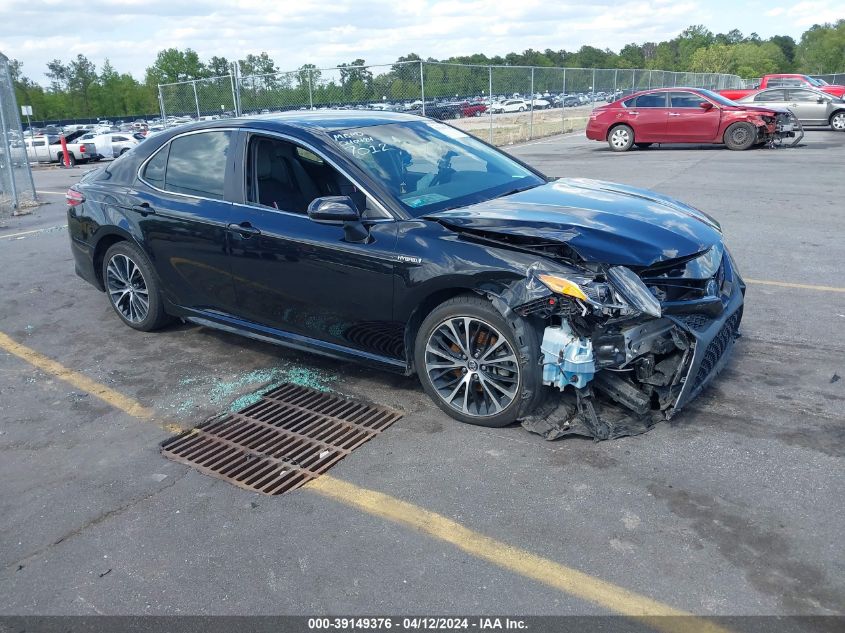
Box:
xmin=797 ymin=20 xmax=845 ymax=73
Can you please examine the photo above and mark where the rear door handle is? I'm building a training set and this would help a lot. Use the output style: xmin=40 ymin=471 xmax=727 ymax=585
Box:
xmin=131 ymin=202 xmax=155 ymax=216
xmin=228 ymin=222 xmax=261 ymax=237
xmin=668 ymin=112 xmax=681 ymax=116
xmin=627 ymin=110 xmax=639 ymax=115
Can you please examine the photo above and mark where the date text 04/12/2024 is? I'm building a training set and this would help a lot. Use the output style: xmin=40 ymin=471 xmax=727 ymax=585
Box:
xmin=307 ymin=617 xmax=528 ymax=630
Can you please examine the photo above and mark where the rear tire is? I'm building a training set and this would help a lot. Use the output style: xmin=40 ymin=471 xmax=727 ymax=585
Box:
xmin=608 ymin=124 xmax=634 ymax=152
xmin=102 ymin=241 xmax=171 ymax=332
xmin=58 ymin=152 xmax=76 ymax=167
xmin=414 ymin=295 xmax=543 ymax=428
xmin=830 ymin=111 xmax=845 ymax=131
xmin=724 ymin=122 xmax=757 ymax=150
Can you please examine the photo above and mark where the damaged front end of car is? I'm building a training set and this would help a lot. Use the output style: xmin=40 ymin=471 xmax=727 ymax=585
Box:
xmin=492 ymin=243 xmax=745 ymax=441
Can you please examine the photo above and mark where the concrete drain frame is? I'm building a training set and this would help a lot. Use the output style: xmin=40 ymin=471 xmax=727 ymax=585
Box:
xmin=161 ymin=383 xmax=402 ymax=495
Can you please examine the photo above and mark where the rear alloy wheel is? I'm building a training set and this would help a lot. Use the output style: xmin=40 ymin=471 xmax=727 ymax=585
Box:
xmin=608 ymin=124 xmax=634 ymax=152
xmin=102 ymin=242 xmax=170 ymax=331
xmin=415 ymin=295 xmax=542 ymax=427
xmin=724 ymin=122 xmax=756 ymax=150
xmin=830 ymin=111 xmax=845 ymax=131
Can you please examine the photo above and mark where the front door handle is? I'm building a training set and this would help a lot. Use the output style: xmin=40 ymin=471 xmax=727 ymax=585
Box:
xmin=228 ymin=222 xmax=261 ymax=238
xmin=668 ymin=112 xmax=681 ymax=116
xmin=131 ymin=202 xmax=155 ymax=216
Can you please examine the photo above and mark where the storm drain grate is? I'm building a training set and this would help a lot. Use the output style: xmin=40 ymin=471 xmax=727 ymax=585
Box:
xmin=161 ymin=383 xmax=402 ymax=495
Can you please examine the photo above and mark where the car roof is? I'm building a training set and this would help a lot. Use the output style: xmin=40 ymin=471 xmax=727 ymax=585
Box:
xmin=233 ymin=110 xmax=426 ymax=132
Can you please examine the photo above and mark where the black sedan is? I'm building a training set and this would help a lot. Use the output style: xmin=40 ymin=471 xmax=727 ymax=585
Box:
xmin=67 ymin=111 xmax=744 ymax=439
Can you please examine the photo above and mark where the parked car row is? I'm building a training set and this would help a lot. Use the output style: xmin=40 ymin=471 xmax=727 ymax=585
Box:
xmin=584 ymin=84 xmax=844 ymax=152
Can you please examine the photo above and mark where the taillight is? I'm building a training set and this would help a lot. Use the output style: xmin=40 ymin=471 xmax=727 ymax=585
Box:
xmin=66 ymin=189 xmax=85 ymax=207
xmin=78 ymin=144 xmax=87 ymax=153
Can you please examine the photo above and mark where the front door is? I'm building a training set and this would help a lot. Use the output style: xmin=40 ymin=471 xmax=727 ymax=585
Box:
xmin=665 ymin=91 xmax=722 ymax=141
xmin=787 ymin=89 xmax=830 ymax=125
xmin=226 ymin=133 xmax=400 ymax=359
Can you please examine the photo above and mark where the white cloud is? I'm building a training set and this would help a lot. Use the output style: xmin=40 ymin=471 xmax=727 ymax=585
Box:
xmin=0 ymin=0 xmax=832 ymax=85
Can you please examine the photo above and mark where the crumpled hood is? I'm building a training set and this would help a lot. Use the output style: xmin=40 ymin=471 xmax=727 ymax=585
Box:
xmin=426 ymin=178 xmax=724 ymax=267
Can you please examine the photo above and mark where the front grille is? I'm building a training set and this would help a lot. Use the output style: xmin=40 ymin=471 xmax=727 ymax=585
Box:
xmin=677 ymin=314 xmax=712 ymax=331
xmin=692 ymin=308 xmax=742 ymax=391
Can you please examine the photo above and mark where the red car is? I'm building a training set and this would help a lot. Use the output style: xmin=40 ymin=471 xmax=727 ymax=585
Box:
xmin=586 ymin=87 xmax=788 ymax=152
xmin=460 ymin=101 xmax=488 ymax=117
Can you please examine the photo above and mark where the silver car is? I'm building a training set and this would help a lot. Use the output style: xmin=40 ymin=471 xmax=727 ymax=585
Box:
xmin=739 ymin=87 xmax=845 ymax=131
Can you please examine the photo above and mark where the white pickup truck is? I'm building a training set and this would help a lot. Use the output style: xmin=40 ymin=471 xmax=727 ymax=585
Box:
xmin=24 ymin=132 xmax=98 ymax=166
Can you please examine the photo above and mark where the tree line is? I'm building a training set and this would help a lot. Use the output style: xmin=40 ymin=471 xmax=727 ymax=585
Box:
xmin=9 ymin=20 xmax=845 ymax=122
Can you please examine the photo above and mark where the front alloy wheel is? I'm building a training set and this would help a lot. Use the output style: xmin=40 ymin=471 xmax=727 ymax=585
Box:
xmin=425 ymin=316 xmax=520 ymax=418
xmin=106 ymin=253 xmax=149 ymax=323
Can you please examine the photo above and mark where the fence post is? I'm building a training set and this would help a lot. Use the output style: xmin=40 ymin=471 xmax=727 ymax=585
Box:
xmin=308 ymin=68 xmax=314 ymax=110
xmin=591 ymin=68 xmax=596 ymax=108
xmin=488 ymin=65 xmax=493 ymax=144
xmin=420 ymin=60 xmax=426 ymax=116
xmin=229 ymin=68 xmax=238 ymax=117
xmin=0 ymin=95 xmax=18 ymax=210
xmin=192 ymin=80 xmax=201 ymax=119
xmin=158 ymin=87 xmax=167 ymax=127
xmin=562 ymin=68 xmax=566 ymax=133
xmin=613 ymin=68 xmax=618 ymax=96
xmin=529 ymin=66 xmax=534 ymax=140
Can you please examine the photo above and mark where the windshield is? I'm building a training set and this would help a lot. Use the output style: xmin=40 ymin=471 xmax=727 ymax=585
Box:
xmin=803 ymin=75 xmax=825 ymax=86
xmin=328 ymin=121 xmax=544 ymax=216
xmin=698 ymin=89 xmax=740 ymax=107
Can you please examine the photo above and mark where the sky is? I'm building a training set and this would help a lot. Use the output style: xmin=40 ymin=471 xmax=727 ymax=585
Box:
xmin=1 ymin=0 xmax=843 ymax=84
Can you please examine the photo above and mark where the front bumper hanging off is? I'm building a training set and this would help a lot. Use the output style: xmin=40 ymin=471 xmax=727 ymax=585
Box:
xmin=772 ymin=111 xmax=804 ymax=147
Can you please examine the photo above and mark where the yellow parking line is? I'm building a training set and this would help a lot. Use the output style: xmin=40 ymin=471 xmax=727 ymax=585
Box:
xmin=0 ymin=329 xmax=731 ymax=632
xmin=745 ymin=278 xmax=845 ymax=293
xmin=0 ymin=332 xmax=180 ymax=433
xmin=309 ymin=475 xmax=728 ymax=633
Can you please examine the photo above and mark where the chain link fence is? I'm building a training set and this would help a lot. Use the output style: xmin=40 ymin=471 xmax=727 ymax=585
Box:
xmin=0 ymin=52 xmax=37 ymax=216
xmin=812 ymin=73 xmax=845 ymax=85
xmin=159 ymin=61 xmax=744 ymax=146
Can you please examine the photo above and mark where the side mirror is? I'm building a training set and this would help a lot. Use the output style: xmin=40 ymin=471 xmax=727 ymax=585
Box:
xmin=699 ymin=101 xmax=714 ymax=110
xmin=307 ymin=196 xmax=360 ymax=224
xmin=817 ymin=96 xmax=826 ymax=103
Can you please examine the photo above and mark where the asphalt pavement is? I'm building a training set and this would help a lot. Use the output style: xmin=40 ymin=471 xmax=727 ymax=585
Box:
xmin=0 ymin=132 xmax=842 ymax=620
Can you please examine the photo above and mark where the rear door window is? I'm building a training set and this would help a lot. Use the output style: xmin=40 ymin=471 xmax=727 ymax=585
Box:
xmin=634 ymin=93 xmax=668 ymax=108
xmin=164 ymin=131 xmax=232 ymax=200
xmin=755 ymin=90 xmax=787 ymax=102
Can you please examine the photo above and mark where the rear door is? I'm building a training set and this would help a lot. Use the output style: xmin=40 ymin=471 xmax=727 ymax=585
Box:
xmin=627 ymin=92 xmax=668 ymax=141
xmin=787 ymin=89 xmax=829 ymax=125
xmin=128 ymin=129 xmax=239 ymax=314
xmin=666 ymin=91 xmax=721 ymax=141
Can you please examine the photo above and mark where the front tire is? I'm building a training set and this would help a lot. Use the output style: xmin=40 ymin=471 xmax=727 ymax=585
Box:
xmin=102 ymin=242 xmax=170 ymax=332
xmin=414 ymin=295 xmax=543 ymax=428
xmin=724 ymin=122 xmax=756 ymax=150
xmin=608 ymin=124 xmax=634 ymax=152
xmin=830 ymin=111 xmax=845 ymax=131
